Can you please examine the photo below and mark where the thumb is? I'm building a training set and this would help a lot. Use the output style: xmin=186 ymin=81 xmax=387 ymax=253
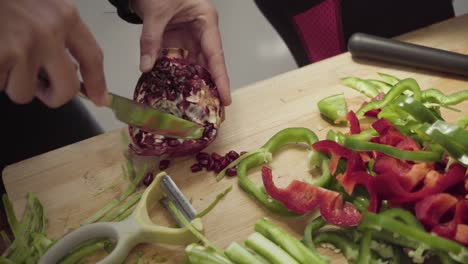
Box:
xmin=139 ymin=15 xmax=166 ymax=72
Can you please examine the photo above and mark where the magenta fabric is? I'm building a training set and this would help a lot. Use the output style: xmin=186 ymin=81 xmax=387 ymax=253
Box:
xmin=292 ymin=0 xmax=346 ymax=63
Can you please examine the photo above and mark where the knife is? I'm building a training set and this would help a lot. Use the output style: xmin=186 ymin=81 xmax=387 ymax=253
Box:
xmin=37 ymin=71 xmax=204 ymax=139
xmin=347 ymin=33 xmax=468 ymax=77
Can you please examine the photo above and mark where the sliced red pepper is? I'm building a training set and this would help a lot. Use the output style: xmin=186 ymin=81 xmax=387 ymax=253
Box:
xmin=432 ymin=200 xmax=468 ymax=246
xmin=346 ymin=111 xmax=361 ymax=134
xmin=364 ymin=92 xmax=385 ymax=117
xmin=374 ymin=163 xmax=466 ymax=205
xmin=373 ymin=155 xmax=431 ymax=191
xmin=313 ymin=140 xmax=365 ymax=195
xmin=415 ymin=193 xmax=458 ymax=229
xmin=371 ymin=119 xmax=420 ymax=151
xmin=261 ymin=166 xmax=361 ymax=226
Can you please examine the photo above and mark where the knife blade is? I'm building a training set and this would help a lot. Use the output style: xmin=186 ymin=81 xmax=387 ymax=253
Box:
xmin=37 ymin=70 xmax=204 ymax=139
xmin=106 ymin=92 xmax=204 ymax=139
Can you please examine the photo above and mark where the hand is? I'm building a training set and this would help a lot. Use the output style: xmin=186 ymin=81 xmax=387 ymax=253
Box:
xmin=0 ymin=0 xmax=107 ymax=107
xmin=132 ymin=0 xmax=231 ymax=106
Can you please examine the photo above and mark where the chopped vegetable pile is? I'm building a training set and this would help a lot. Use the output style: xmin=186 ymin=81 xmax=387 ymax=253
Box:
xmin=2 ymin=73 xmax=467 ymax=264
xmin=211 ymin=73 xmax=468 ymax=263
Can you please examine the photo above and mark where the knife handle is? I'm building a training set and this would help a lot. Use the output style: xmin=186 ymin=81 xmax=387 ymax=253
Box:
xmin=348 ymin=33 xmax=468 ymax=77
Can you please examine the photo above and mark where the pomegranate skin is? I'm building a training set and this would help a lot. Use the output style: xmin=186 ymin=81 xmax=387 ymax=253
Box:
xmin=129 ymin=48 xmax=224 ymax=157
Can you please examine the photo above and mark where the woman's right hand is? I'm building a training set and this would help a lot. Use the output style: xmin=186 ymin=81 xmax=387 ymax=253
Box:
xmin=0 ymin=0 xmax=108 ymax=107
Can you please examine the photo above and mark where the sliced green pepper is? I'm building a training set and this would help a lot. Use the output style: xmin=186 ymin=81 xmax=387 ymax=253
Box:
xmin=392 ymin=96 xmax=442 ymax=124
xmin=377 ymin=72 xmax=400 ymax=85
xmin=424 ymin=120 xmax=468 ymax=166
xmin=358 ymin=212 xmax=468 ymax=263
xmin=356 ymin=78 xmax=422 ymax=117
xmin=422 ymin=88 xmax=468 ymax=106
xmin=317 ymin=93 xmax=348 ymax=125
xmin=367 ymin=79 xmax=392 ymax=94
xmin=343 ymin=137 xmax=442 ymax=162
xmin=236 ymin=128 xmax=320 ymax=216
xmin=341 ymin=77 xmax=380 ymax=98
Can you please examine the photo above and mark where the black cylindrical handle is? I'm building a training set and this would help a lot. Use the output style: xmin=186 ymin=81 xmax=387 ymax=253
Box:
xmin=348 ymin=33 xmax=468 ymax=77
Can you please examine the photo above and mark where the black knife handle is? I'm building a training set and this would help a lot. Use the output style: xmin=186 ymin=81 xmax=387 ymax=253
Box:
xmin=348 ymin=33 xmax=468 ymax=77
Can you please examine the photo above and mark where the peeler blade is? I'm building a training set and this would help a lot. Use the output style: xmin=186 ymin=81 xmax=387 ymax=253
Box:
xmin=160 ymin=174 xmax=197 ymax=225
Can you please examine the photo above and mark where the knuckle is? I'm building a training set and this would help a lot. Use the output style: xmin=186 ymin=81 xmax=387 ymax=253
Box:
xmin=59 ymin=0 xmax=80 ymax=24
xmin=7 ymin=89 xmax=34 ymax=104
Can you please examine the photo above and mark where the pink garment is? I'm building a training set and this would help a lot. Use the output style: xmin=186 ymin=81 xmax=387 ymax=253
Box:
xmin=292 ymin=0 xmax=346 ymax=63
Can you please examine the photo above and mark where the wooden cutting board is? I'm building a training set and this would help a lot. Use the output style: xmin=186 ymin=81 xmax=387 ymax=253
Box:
xmin=3 ymin=15 xmax=468 ymax=263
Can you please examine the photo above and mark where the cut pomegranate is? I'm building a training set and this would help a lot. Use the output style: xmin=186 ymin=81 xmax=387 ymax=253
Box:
xmin=129 ymin=48 xmax=224 ymax=157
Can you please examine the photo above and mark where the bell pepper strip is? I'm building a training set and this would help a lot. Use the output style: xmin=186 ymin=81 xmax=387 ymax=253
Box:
xmin=373 ymin=155 xmax=431 ymax=191
xmin=380 ymin=208 xmax=425 ymax=230
xmin=371 ymin=118 xmax=421 ymax=151
xmin=356 ymin=78 xmax=422 ymax=117
xmin=358 ymin=211 xmax=468 ymax=263
xmin=313 ymin=231 xmax=360 ymax=262
xmin=340 ymin=77 xmax=380 ymax=98
xmin=237 ymin=153 xmax=296 ymax=216
xmin=346 ymin=111 xmax=361 ymax=134
xmin=415 ymin=193 xmax=458 ymax=229
xmin=422 ymin=88 xmax=468 ymax=106
xmin=367 ymin=79 xmax=392 ymax=94
xmin=311 ymin=158 xmax=332 ymax=188
xmin=233 ymin=128 xmax=324 ymax=216
xmin=372 ymin=163 xmax=466 ymax=205
xmin=456 ymin=115 xmax=468 ymax=128
xmin=343 ymin=137 xmax=442 ymax=162
xmin=317 ymin=93 xmax=348 ymax=125
xmin=377 ymin=72 xmax=400 ymax=85
xmin=393 ymin=95 xmax=442 ymax=124
xmin=346 ymin=129 xmax=378 ymax=142
xmin=424 ymin=120 xmax=468 ymax=166
xmin=262 ymin=166 xmax=361 ymax=226
xmin=311 ymin=140 xmax=379 ymax=212
xmin=432 ymin=200 xmax=468 ymax=246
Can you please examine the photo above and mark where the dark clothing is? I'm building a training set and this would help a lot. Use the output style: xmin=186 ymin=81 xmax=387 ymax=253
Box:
xmin=255 ymin=0 xmax=455 ymax=67
xmin=108 ymin=0 xmax=142 ymax=24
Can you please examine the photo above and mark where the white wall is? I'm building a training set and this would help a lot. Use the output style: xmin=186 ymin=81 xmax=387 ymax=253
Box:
xmin=454 ymin=0 xmax=468 ymax=15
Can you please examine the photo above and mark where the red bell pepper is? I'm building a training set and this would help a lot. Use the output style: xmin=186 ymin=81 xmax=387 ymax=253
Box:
xmin=415 ymin=193 xmax=458 ymax=229
xmin=346 ymin=111 xmax=361 ymax=134
xmin=261 ymin=166 xmax=361 ymax=226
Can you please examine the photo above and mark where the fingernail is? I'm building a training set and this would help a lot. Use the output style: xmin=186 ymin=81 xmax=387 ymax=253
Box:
xmin=140 ymin=55 xmax=153 ymax=72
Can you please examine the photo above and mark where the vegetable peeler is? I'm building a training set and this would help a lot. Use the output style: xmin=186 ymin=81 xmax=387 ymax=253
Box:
xmin=38 ymin=172 xmax=202 ymax=264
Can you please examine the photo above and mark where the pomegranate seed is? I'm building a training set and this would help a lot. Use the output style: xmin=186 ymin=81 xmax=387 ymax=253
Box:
xmin=167 ymin=139 xmax=180 ymax=147
xmin=190 ymin=163 xmax=202 ymax=172
xmin=211 ymin=153 xmax=223 ymax=161
xmin=220 ymin=158 xmax=229 ymax=169
xmin=226 ymin=151 xmax=240 ymax=162
xmin=196 ymin=152 xmax=210 ymax=162
xmin=143 ymin=172 xmax=155 ymax=186
xmin=159 ymin=159 xmax=170 ymax=170
xmin=206 ymin=159 xmax=215 ymax=171
xmin=226 ymin=168 xmax=237 ymax=177
xmin=213 ymin=160 xmax=222 ymax=173
xmin=199 ymin=158 xmax=210 ymax=168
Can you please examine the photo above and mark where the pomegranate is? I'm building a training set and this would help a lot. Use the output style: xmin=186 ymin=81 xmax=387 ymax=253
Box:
xmin=129 ymin=48 xmax=224 ymax=157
